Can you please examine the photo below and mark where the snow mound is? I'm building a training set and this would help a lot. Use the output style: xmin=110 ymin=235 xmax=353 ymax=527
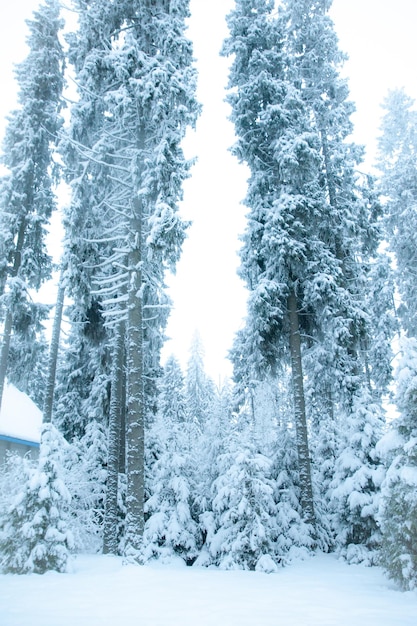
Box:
xmin=0 ymin=382 xmax=42 ymax=443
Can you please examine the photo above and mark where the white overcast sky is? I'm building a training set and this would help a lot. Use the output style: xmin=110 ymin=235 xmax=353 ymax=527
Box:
xmin=1 ymin=0 xmax=416 ymax=382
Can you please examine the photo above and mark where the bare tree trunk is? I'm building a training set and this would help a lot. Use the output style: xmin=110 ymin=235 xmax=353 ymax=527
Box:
xmin=288 ymin=288 xmax=316 ymax=527
xmin=124 ymin=196 xmax=145 ymax=559
xmin=43 ymin=280 xmax=65 ymax=424
xmin=103 ymin=320 xmax=125 ymax=555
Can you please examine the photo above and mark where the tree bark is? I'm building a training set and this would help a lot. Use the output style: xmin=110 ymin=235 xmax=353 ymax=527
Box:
xmin=119 ymin=357 xmax=126 ymax=474
xmin=43 ymin=280 xmax=65 ymax=424
xmin=124 ymin=196 xmax=145 ymax=559
xmin=288 ymin=288 xmax=316 ymax=527
xmin=103 ymin=320 xmax=125 ymax=555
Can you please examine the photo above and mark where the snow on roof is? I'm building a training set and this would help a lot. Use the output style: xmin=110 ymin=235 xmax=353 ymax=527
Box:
xmin=0 ymin=382 xmax=42 ymax=444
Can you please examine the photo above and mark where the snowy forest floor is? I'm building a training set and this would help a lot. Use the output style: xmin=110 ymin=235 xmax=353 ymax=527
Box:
xmin=1 ymin=552 xmax=416 ymax=625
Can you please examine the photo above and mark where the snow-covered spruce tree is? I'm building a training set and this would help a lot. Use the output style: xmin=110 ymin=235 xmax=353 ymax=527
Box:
xmin=281 ymin=0 xmax=394 ymax=556
xmin=0 ymin=0 xmax=65 ymax=409
xmin=224 ymin=0 xmax=317 ymax=529
xmin=307 ymin=259 xmax=395 ymax=557
xmin=55 ymin=0 xmax=123 ymax=442
xmin=375 ymin=90 xmax=417 ymax=589
xmin=206 ymin=440 xmax=278 ymax=572
xmin=142 ymin=355 xmax=201 ymax=564
xmin=224 ymin=0 xmax=335 ymax=531
xmin=143 ymin=409 xmax=200 ymax=564
xmin=64 ymin=419 xmax=108 ymax=553
xmin=377 ymin=338 xmax=417 ymax=589
xmin=282 ymin=0 xmax=392 ymax=406
xmin=328 ymin=388 xmax=385 ymax=563
xmin=226 ymin=0 xmax=388 ymax=545
xmin=194 ymin=378 xmax=236 ymax=560
xmin=60 ymin=0 xmax=139 ymax=554
xmin=185 ymin=331 xmax=215 ymax=434
xmin=53 ymin=300 xmax=111 ymax=441
xmin=377 ymin=89 xmax=417 ymax=337
xmin=159 ymin=355 xmax=187 ymax=433
xmin=0 ymin=424 xmax=73 ymax=574
xmin=272 ymin=423 xmax=317 ymax=564
xmin=63 ymin=0 xmax=199 ymax=558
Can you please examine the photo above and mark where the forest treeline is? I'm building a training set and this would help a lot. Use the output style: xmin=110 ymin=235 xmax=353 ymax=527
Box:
xmin=0 ymin=0 xmax=416 ymax=591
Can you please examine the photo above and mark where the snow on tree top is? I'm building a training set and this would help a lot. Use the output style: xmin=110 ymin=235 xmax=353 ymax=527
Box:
xmin=0 ymin=382 xmax=42 ymax=443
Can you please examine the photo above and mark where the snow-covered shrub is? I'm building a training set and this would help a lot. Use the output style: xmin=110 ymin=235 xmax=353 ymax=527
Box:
xmin=0 ymin=424 xmax=73 ymax=574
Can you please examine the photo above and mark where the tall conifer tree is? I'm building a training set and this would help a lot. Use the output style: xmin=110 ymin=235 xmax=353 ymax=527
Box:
xmin=376 ymin=90 xmax=417 ymax=589
xmin=225 ymin=0 xmax=385 ymax=534
xmin=62 ymin=0 xmax=199 ymax=557
xmin=0 ymin=0 xmax=65 ymax=408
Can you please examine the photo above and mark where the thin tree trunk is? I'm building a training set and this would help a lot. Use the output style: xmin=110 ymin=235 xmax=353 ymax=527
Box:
xmin=43 ymin=280 xmax=65 ymax=424
xmin=103 ymin=320 xmax=125 ymax=555
xmin=124 ymin=195 xmax=145 ymax=559
xmin=0 ymin=310 xmax=13 ymax=411
xmin=0 ymin=219 xmax=26 ymax=410
xmin=119 ymin=356 xmax=126 ymax=473
xmin=288 ymin=288 xmax=316 ymax=527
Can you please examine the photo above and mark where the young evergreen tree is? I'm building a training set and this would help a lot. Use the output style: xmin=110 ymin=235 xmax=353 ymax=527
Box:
xmin=142 ymin=355 xmax=200 ymax=564
xmin=193 ymin=378 xmax=235 ymax=560
xmin=0 ymin=424 xmax=73 ymax=574
xmin=206 ymin=442 xmax=278 ymax=572
xmin=159 ymin=355 xmax=187 ymax=432
xmin=378 ymin=339 xmax=417 ymax=589
xmin=0 ymin=0 xmax=65 ymax=408
xmin=272 ymin=424 xmax=317 ymax=564
xmin=329 ymin=389 xmax=385 ymax=563
xmin=143 ymin=414 xmax=201 ymax=565
xmin=66 ymin=420 xmax=108 ymax=553
xmin=185 ymin=331 xmax=215 ymax=432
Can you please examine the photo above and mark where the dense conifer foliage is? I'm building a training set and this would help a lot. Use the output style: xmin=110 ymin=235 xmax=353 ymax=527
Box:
xmin=0 ymin=0 xmax=416 ymax=585
xmin=223 ymin=0 xmax=390 ymax=558
xmin=376 ymin=90 xmax=417 ymax=589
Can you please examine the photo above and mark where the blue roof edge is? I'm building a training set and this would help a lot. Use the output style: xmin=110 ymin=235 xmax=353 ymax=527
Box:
xmin=0 ymin=433 xmax=40 ymax=448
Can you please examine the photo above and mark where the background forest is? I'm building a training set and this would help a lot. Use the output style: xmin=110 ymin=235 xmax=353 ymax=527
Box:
xmin=0 ymin=0 xmax=416 ymax=593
